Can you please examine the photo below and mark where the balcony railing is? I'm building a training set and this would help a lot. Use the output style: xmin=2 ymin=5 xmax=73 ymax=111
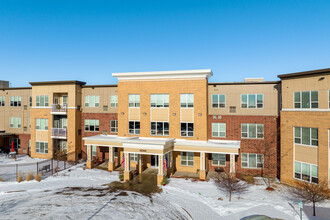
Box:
xmin=51 ymin=128 xmax=67 ymax=139
xmin=51 ymin=104 xmax=68 ymax=114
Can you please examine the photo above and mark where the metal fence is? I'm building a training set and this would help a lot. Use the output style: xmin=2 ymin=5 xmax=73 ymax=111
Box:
xmin=0 ymin=158 xmax=76 ymax=182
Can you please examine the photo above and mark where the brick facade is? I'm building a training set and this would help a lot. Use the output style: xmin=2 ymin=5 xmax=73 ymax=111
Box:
xmin=208 ymin=115 xmax=280 ymax=178
xmin=81 ymin=113 xmax=118 ymax=160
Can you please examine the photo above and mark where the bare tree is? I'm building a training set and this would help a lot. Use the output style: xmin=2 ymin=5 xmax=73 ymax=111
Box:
xmin=288 ymin=180 xmax=330 ymax=216
xmin=211 ymin=171 xmax=249 ymax=202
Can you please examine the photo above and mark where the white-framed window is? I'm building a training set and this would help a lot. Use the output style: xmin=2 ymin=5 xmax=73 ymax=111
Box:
xmin=92 ymin=145 xmax=97 ymax=156
xmin=212 ymin=153 xmax=226 ymax=166
xmin=150 ymin=94 xmax=169 ymax=107
xmin=241 ymin=94 xmax=263 ymax=108
xmin=212 ymin=94 xmax=225 ymax=108
xmin=84 ymin=119 xmax=99 ymax=132
xmin=10 ymin=96 xmax=21 ymax=107
xmin=0 ymin=96 xmax=5 ymax=106
xmin=294 ymin=127 xmax=318 ymax=147
xmin=36 ymin=119 xmax=48 ymax=130
xmin=62 ymin=95 xmax=68 ymax=105
xmin=180 ymin=123 xmax=194 ymax=137
xmin=10 ymin=138 xmax=20 ymax=149
xmin=110 ymin=120 xmax=118 ymax=133
xmin=212 ymin=123 xmax=226 ymax=137
xmin=10 ymin=117 xmax=21 ymax=128
xmin=130 ymin=153 xmax=138 ymax=162
xmin=129 ymin=121 xmax=140 ymax=135
xmin=294 ymin=161 xmax=318 ymax=184
xmin=180 ymin=152 xmax=194 ymax=166
xmin=84 ymin=95 xmax=99 ymax=107
xmin=29 ymin=96 xmax=32 ymax=107
xmin=180 ymin=94 xmax=194 ymax=108
xmin=294 ymin=91 xmax=318 ymax=109
xmin=36 ymin=95 xmax=49 ymax=107
xmin=110 ymin=95 xmax=118 ymax=107
xmin=36 ymin=142 xmax=48 ymax=154
xmin=128 ymin=94 xmax=140 ymax=107
xmin=241 ymin=123 xmax=264 ymax=139
xmin=241 ymin=153 xmax=263 ymax=168
xmin=151 ymin=122 xmax=169 ymax=136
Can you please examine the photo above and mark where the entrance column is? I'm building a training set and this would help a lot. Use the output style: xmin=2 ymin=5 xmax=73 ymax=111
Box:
xmin=230 ymin=154 xmax=236 ymax=174
xmin=86 ymin=145 xmax=93 ymax=169
xmin=124 ymin=152 xmax=131 ymax=181
xmin=199 ymin=152 xmax=207 ymax=180
xmin=138 ymin=154 xmax=143 ymax=173
xmin=108 ymin=147 xmax=115 ymax=171
xmin=157 ymin=155 xmax=164 ymax=185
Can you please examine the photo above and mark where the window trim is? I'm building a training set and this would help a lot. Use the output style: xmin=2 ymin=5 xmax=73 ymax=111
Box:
xmin=180 ymin=152 xmax=194 ymax=166
xmin=180 ymin=94 xmax=194 ymax=108
xmin=212 ymin=153 xmax=226 ymax=166
xmin=110 ymin=95 xmax=118 ymax=108
xmin=129 ymin=121 xmax=140 ymax=135
xmin=241 ymin=94 xmax=263 ymax=109
xmin=180 ymin=122 xmax=194 ymax=137
xmin=35 ymin=141 xmax=48 ymax=154
xmin=128 ymin=94 xmax=140 ymax=107
xmin=9 ymin=117 xmax=21 ymax=128
xmin=294 ymin=160 xmax=318 ymax=184
xmin=294 ymin=127 xmax=318 ymax=147
xmin=294 ymin=91 xmax=318 ymax=109
xmin=150 ymin=94 xmax=169 ymax=108
xmin=84 ymin=119 xmax=100 ymax=132
xmin=130 ymin=153 xmax=138 ymax=162
xmin=150 ymin=121 xmax=169 ymax=136
xmin=84 ymin=95 xmax=100 ymax=108
xmin=92 ymin=145 xmax=97 ymax=156
xmin=212 ymin=123 xmax=226 ymax=138
xmin=212 ymin=94 xmax=226 ymax=108
xmin=241 ymin=123 xmax=264 ymax=139
xmin=0 ymin=96 xmax=5 ymax=106
xmin=241 ymin=153 xmax=263 ymax=169
xmin=110 ymin=120 xmax=118 ymax=133
xmin=36 ymin=119 xmax=49 ymax=131
xmin=10 ymin=96 xmax=22 ymax=107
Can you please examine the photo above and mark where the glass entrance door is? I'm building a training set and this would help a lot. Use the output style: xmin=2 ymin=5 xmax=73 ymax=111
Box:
xmin=150 ymin=155 xmax=159 ymax=168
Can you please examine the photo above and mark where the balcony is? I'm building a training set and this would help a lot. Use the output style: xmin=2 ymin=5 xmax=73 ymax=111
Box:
xmin=51 ymin=128 xmax=67 ymax=139
xmin=51 ymin=104 xmax=68 ymax=114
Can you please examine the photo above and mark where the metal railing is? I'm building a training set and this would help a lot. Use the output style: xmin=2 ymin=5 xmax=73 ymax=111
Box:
xmin=51 ymin=128 xmax=67 ymax=138
xmin=51 ymin=104 xmax=68 ymax=113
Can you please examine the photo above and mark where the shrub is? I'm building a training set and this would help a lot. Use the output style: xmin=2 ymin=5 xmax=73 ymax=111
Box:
xmin=35 ymin=173 xmax=42 ymax=182
xmin=25 ymin=172 xmax=33 ymax=181
xmin=0 ymin=175 xmax=3 ymax=182
xmin=240 ymin=175 xmax=255 ymax=184
xmin=17 ymin=172 xmax=22 ymax=183
xmin=162 ymin=177 xmax=168 ymax=185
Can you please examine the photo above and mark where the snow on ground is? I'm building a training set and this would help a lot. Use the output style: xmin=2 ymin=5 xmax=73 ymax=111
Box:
xmin=0 ymin=163 xmax=329 ymax=220
xmin=0 ymin=154 xmax=46 ymax=165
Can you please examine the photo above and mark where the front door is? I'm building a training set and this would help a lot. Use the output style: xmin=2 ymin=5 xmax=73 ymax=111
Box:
xmin=150 ymin=155 xmax=159 ymax=168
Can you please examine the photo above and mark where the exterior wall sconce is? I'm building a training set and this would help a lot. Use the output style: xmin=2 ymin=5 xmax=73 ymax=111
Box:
xmin=172 ymin=113 xmax=176 ymax=116
xmin=143 ymin=112 xmax=147 ymax=116
xmin=198 ymin=113 xmax=202 ymax=116
xmin=121 ymin=112 xmax=124 ymax=115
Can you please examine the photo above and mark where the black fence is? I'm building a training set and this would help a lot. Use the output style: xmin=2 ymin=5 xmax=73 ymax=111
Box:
xmin=0 ymin=158 xmax=77 ymax=182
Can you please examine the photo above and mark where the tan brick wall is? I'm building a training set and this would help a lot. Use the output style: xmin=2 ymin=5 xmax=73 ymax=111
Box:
xmin=173 ymin=151 xmax=201 ymax=173
xmin=281 ymin=111 xmax=330 ymax=186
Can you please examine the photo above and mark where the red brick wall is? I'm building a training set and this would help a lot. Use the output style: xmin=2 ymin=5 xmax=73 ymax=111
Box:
xmin=208 ymin=115 xmax=280 ymax=178
xmin=1 ymin=134 xmax=31 ymax=155
xmin=81 ymin=113 xmax=118 ymax=159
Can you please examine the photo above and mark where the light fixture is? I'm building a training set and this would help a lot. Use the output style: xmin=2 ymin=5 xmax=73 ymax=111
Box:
xmin=172 ymin=113 xmax=176 ymax=116
xmin=121 ymin=112 xmax=124 ymax=115
xmin=318 ymin=77 xmax=325 ymax=81
xmin=143 ymin=112 xmax=147 ymax=116
xmin=198 ymin=113 xmax=202 ymax=116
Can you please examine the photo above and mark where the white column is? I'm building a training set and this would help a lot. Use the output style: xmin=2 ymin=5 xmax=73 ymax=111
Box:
xmin=109 ymin=147 xmax=114 ymax=163
xmin=230 ymin=154 xmax=235 ymax=173
xmin=138 ymin=154 xmax=142 ymax=166
xmin=158 ymin=155 xmax=163 ymax=175
xmin=87 ymin=145 xmax=92 ymax=161
xmin=125 ymin=152 xmax=130 ymax=172
xmin=200 ymin=152 xmax=205 ymax=171
xmin=169 ymin=151 xmax=173 ymax=168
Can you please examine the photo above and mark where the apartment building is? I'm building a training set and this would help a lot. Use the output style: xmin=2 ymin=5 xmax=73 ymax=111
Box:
xmin=279 ymin=68 xmax=330 ymax=187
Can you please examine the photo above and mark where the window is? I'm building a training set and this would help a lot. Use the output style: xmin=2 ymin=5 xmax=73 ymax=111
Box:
xmin=36 ymin=95 xmax=49 ymax=107
xmin=10 ymin=96 xmax=21 ymax=107
xmin=180 ymin=94 xmax=194 ymax=108
xmin=212 ymin=94 xmax=225 ymax=108
xmin=110 ymin=120 xmax=118 ymax=133
xmin=212 ymin=154 xmax=226 ymax=166
xmin=128 ymin=94 xmax=140 ymax=107
xmin=84 ymin=96 xmax=99 ymax=107
xmin=181 ymin=123 xmax=194 ymax=137
xmin=294 ymin=161 xmax=318 ymax=184
xmin=62 ymin=95 xmax=68 ymax=105
xmin=84 ymin=119 xmax=99 ymax=132
xmin=36 ymin=119 xmax=48 ymax=130
xmin=110 ymin=95 xmax=118 ymax=107
xmin=241 ymin=124 xmax=264 ymax=139
xmin=60 ymin=141 xmax=67 ymax=152
xmin=241 ymin=94 xmax=263 ymax=108
xmin=0 ymin=96 xmax=5 ymax=106
xmin=11 ymin=138 xmax=20 ymax=149
xmin=180 ymin=152 xmax=194 ymax=166
xmin=92 ymin=145 xmax=97 ymax=156
xmin=151 ymin=122 xmax=169 ymax=136
xmin=10 ymin=117 xmax=21 ymax=128
xmin=294 ymin=91 xmax=318 ymax=109
xmin=129 ymin=121 xmax=140 ymax=135
xmin=114 ymin=147 xmax=118 ymax=157
xmin=130 ymin=153 xmax=138 ymax=162
xmin=230 ymin=106 xmax=236 ymax=113
xmin=241 ymin=153 xmax=263 ymax=168
xmin=294 ymin=127 xmax=318 ymax=146
xmin=150 ymin=94 xmax=169 ymax=107
xmin=212 ymin=123 xmax=226 ymax=137
xmin=36 ymin=142 xmax=48 ymax=154
xmin=29 ymin=96 xmax=32 ymax=107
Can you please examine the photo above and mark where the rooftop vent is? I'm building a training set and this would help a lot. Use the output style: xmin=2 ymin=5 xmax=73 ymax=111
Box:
xmin=244 ymin=78 xmax=264 ymax=82
xmin=0 ymin=80 xmax=9 ymax=88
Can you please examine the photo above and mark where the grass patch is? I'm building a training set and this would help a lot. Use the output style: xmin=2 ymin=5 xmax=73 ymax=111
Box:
xmin=239 ymin=175 xmax=256 ymax=184
xmin=35 ymin=172 xmax=42 ymax=182
xmin=17 ymin=172 xmax=22 ymax=183
xmin=25 ymin=172 xmax=34 ymax=181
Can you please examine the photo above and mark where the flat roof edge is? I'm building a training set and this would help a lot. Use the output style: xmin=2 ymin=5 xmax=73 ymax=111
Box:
xmin=209 ymin=81 xmax=280 ymax=85
xmin=278 ymin=68 xmax=330 ymax=79
xmin=1 ymin=87 xmax=32 ymax=90
xmin=29 ymin=80 xmax=86 ymax=86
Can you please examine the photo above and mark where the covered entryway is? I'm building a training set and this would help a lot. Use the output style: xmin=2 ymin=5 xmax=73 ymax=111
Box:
xmin=150 ymin=155 xmax=159 ymax=168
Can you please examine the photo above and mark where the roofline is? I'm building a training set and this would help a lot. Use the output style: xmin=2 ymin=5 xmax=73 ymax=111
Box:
xmin=1 ymin=87 xmax=32 ymax=90
xmin=278 ymin=68 xmax=330 ymax=79
xmin=208 ymin=81 xmax=281 ymax=86
xmin=82 ymin=84 xmax=117 ymax=88
xmin=29 ymin=80 xmax=86 ymax=86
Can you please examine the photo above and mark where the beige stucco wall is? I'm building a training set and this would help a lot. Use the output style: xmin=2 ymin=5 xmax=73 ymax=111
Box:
xmin=82 ymin=86 xmax=118 ymax=113
xmin=281 ymin=74 xmax=330 ymax=109
xmin=208 ymin=83 xmax=280 ymax=116
xmin=117 ymin=79 xmax=208 ymax=141
xmin=0 ymin=88 xmax=31 ymax=134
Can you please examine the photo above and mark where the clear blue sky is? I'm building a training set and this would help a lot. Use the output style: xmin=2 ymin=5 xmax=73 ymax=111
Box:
xmin=1 ymin=0 xmax=330 ymax=87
